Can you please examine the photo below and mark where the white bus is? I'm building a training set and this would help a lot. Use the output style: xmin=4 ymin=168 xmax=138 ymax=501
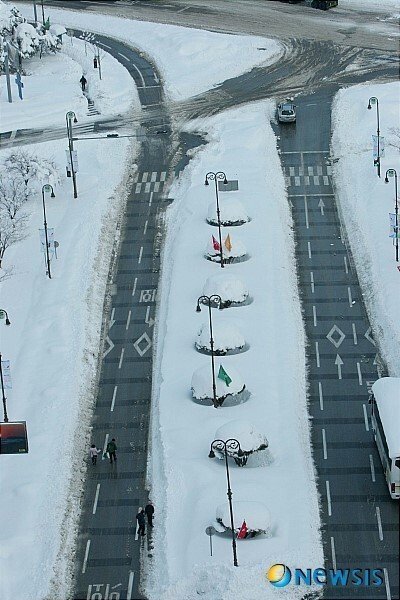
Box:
xmin=370 ymin=377 xmax=400 ymax=500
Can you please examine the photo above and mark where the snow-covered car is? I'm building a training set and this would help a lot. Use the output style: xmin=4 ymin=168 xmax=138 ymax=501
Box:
xmin=277 ymin=101 xmax=296 ymax=123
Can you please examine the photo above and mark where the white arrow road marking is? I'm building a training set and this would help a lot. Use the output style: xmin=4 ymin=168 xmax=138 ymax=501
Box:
xmin=335 ymin=354 xmax=343 ymax=379
xmin=109 ymin=307 xmax=116 ymax=329
xmin=318 ymin=198 xmax=325 ymax=215
xmin=145 ymin=306 xmax=155 ymax=328
xmin=103 ymin=336 xmax=114 ymax=358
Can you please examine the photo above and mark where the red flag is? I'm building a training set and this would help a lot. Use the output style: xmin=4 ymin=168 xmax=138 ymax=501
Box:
xmin=212 ymin=235 xmax=220 ymax=252
xmin=237 ymin=520 xmax=248 ymax=539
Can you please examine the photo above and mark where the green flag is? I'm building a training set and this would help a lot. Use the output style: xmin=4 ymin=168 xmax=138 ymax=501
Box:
xmin=218 ymin=365 xmax=232 ymax=387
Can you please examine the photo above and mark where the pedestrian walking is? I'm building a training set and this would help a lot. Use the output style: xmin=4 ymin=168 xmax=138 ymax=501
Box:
xmin=80 ymin=74 xmax=87 ymax=91
xmin=145 ymin=501 xmax=154 ymax=527
xmin=136 ymin=507 xmax=146 ymax=537
xmin=89 ymin=444 xmax=101 ymax=465
xmin=106 ymin=438 xmax=117 ymax=463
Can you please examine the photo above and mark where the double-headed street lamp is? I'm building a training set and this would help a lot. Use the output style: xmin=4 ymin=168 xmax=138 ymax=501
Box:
xmin=205 ymin=172 xmax=228 ymax=268
xmin=209 ymin=437 xmax=243 ymax=567
xmin=66 ymin=111 xmax=78 ymax=198
xmin=367 ymin=97 xmax=381 ymax=178
xmin=385 ymin=169 xmax=398 ymax=263
xmin=196 ymin=294 xmax=222 ymax=409
xmin=42 ymin=184 xmax=56 ymax=279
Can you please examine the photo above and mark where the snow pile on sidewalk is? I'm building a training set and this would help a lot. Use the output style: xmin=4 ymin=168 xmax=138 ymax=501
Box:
xmin=0 ymin=35 xmax=136 ymax=131
xmin=331 ymin=80 xmax=400 ymax=375
xmin=148 ymin=101 xmax=322 ymax=600
xmin=0 ymin=42 xmax=137 ymax=600
xmin=17 ymin=3 xmax=282 ymax=102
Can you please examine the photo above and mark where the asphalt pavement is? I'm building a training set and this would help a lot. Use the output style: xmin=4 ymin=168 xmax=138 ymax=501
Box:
xmin=275 ymin=93 xmax=399 ymax=599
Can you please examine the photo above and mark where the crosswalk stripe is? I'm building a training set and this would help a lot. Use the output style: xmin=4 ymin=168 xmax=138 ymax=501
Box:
xmin=160 ymin=171 xmax=167 ymax=181
xmin=323 ymin=176 xmax=329 ymax=186
xmin=135 ymin=183 xmax=141 ymax=193
xmin=151 ymin=172 xmax=157 ymax=182
xmin=153 ymin=181 xmax=160 ymax=192
xmin=142 ymin=172 xmax=149 ymax=182
xmin=145 ymin=182 xmax=151 ymax=193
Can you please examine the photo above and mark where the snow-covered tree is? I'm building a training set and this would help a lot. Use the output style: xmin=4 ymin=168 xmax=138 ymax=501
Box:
xmin=0 ymin=1 xmax=24 ymax=37
xmin=0 ymin=175 xmax=32 ymax=220
xmin=3 ymin=150 xmax=61 ymax=188
xmin=0 ymin=209 xmax=27 ymax=268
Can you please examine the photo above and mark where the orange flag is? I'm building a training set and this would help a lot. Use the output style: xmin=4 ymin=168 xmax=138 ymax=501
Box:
xmin=224 ymin=234 xmax=232 ymax=252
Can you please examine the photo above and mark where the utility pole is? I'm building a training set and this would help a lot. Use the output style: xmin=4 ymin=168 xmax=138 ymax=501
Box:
xmin=66 ymin=111 xmax=78 ymax=198
xmin=33 ymin=1 xmax=38 ymax=26
xmin=0 ymin=353 xmax=9 ymax=423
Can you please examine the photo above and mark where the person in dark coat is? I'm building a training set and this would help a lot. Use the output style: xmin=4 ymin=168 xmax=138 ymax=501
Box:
xmin=136 ymin=507 xmax=146 ymax=536
xmin=80 ymin=75 xmax=87 ymax=91
xmin=106 ymin=438 xmax=117 ymax=463
xmin=145 ymin=502 xmax=154 ymax=527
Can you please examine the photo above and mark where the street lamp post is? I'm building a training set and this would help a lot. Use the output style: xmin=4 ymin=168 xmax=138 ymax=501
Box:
xmin=196 ymin=294 xmax=222 ymax=409
xmin=42 ymin=184 xmax=56 ymax=279
xmin=0 ymin=352 xmax=8 ymax=422
xmin=40 ymin=0 xmax=45 ymax=25
xmin=367 ymin=97 xmax=381 ymax=178
xmin=209 ymin=438 xmax=242 ymax=567
xmin=205 ymin=172 xmax=228 ymax=267
xmin=66 ymin=111 xmax=78 ymax=198
xmin=385 ymin=169 xmax=399 ymax=262
xmin=0 ymin=309 xmax=11 ymax=326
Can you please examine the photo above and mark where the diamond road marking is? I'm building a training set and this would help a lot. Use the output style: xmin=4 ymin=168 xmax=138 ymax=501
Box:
xmin=133 ymin=331 xmax=152 ymax=356
xmin=326 ymin=324 xmax=346 ymax=349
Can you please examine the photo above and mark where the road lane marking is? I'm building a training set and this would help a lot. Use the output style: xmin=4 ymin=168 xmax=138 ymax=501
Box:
xmin=138 ymin=246 xmax=143 ymax=264
xmin=110 ymin=385 xmax=117 ymax=412
xmin=310 ymin=271 xmax=315 ymax=293
xmin=118 ymin=51 xmax=130 ymax=61
xmin=102 ymin=433 xmax=109 ymax=460
xmin=312 ymin=305 xmax=317 ymax=326
xmin=177 ymin=5 xmax=191 ymax=12
xmin=362 ymin=404 xmax=369 ymax=431
xmin=348 ymin=286 xmax=354 ymax=307
xmin=149 ymin=191 xmax=154 ymax=207
xmin=376 ymin=506 xmax=383 ymax=541
xmin=307 ymin=241 xmax=312 ymax=259
xmin=356 ymin=362 xmax=363 ymax=386
xmin=383 ymin=568 xmax=391 ymax=600
xmin=143 ymin=220 xmax=148 ymax=235
xmin=352 ymin=323 xmax=358 ymax=345
xmin=330 ymin=537 xmax=337 ymax=570
xmin=315 ymin=341 xmax=320 ymax=367
xmin=126 ymin=310 xmax=131 ymax=331
xmin=369 ymin=454 xmax=376 ymax=482
xmin=304 ymin=196 xmax=310 ymax=229
xmin=118 ymin=347 xmax=125 ymax=369
xmin=132 ymin=276 xmax=137 ymax=297
xmin=344 ymin=255 xmax=349 ymax=274
xmin=10 ymin=130 xmax=17 ymax=142
xmin=92 ymin=484 xmax=100 ymax=514
xmin=127 ymin=571 xmax=135 ymax=600
xmin=319 ymin=382 xmax=324 ymax=410
xmin=322 ymin=428 xmax=327 ymax=459
xmin=82 ymin=540 xmax=91 ymax=573
xmin=130 ymin=62 xmax=146 ymax=87
xmin=135 ymin=523 xmax=139 ymax=541
xmin=326 ymin=480 xmax=332 ymax=516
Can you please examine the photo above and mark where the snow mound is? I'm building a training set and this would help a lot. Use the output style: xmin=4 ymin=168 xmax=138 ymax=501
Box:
xmin=216 ymin=500 xmax=272 ymax=537
xmin=195 ymin=320 xmax=246 ymax=354
xmin=203 ymin=274 xmax=249 ymax=305
xmin=50 ymin=24 xmax=67 ymax=37
xmin=207 ymin=198 xmax=250 ymax=226
xmin=191 ymin=363 xmax=245 ymax=402
xmin=214 ymin=420 xmax=268 ymax=455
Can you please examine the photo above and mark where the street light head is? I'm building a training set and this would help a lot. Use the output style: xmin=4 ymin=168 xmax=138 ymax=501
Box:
xmin=204 ymin=178 xmax=209 ymax=186
xmin=74 ymin=116 xmax=78 ymax=123
xmin=5 ymin=317 xmax=11 ymax=326
xmin=223 ymin=177 xmax=228 ymax=185
xmin=367 ymin=103 xmax=371 ymax=110
xmin=208 ymin=449 xmax=216 ymax=459
xmin=385 ymin=177 xmax=389 ymax=184
xmin=51 ymin=191 xmax=56 ymax=198
xmin=196 ymin=303 xmax=201 ymax=313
